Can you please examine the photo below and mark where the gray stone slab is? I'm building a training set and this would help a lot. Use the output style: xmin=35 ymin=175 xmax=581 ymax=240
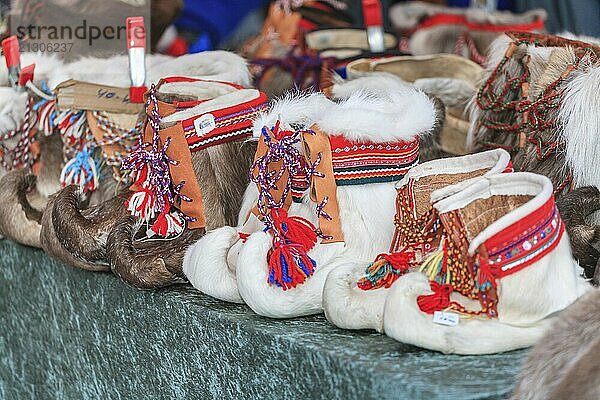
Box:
xmin=0 ymin=240 xmax=526 ymax=399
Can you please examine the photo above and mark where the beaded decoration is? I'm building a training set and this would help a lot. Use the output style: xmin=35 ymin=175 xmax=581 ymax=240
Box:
xmin=475 ymin=35 xmax=599 ymax=193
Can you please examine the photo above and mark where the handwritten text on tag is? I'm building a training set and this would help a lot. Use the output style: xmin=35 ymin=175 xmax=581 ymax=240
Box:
xmin=433 ymin=311 xmax=459 ymax=326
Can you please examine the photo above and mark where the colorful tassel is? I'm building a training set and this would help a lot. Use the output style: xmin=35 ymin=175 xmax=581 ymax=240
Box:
xmin=59 ymin=147 xmax=99 ymax=193
xmin=268 ymin=242 xmax=316 ymax=290
xmin=417 ymin=282 xmax=453 ymax=314
xmin=358 ymin=250 xmax=415 ymax=290
xmin=270 ymin=207 xmax=317 ymax=251
xmin=149 ymin=203 xmax=184 ymax=237
xmin=126 ymin=187 xmax=156 ymax=220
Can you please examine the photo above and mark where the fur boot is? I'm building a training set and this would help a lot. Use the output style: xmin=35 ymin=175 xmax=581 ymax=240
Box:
xmin=323 ymin=149 xmax=512 ymax=332
xmin=383 ymin=172 xmax=590 ymax=354
xmin=234 ymin=80 xmax=434 ymax=318
xmin=62 ymin=79 xmax=266 ymax=288
xmin=468 ymin=32 xmax=600 ymax=277
xmin=346 ymin=54 xmax=483 ymax=156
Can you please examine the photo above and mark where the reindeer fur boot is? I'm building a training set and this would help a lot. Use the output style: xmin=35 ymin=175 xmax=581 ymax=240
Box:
xmin=383 ymin=172 xmax=590 ymax=354
xmin=323 ymin=149 xmax=512 ymax=332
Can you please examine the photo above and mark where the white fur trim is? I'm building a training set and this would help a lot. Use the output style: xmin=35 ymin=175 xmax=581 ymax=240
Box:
xmin=252 ymin=92 xmax=330 ymax=138
xmin=316 ymin=87 xmax=436 ymax=143
xmin=148 ymin=51 xmax=251 ymax=87
xmin=559 ymin=64 xmax=600 ymax=189
xmin=183 ymin=226 xmax=244 ymax=303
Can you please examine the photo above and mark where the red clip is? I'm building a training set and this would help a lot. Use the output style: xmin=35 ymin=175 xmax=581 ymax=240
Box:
xmin=18 ymin=64 xmax=35 ymax=86
xmin=362 ymin=0 xmax=383 ymax=27
xmin=126 ymin=16 xmax=147 ymax=103
xmin=2 ymin=36 xmax=21 ymax=88
xmin=2 ymin=36 xmax=20 ymax=68
xmin=126 ymin=16 xmax=146 ymax=49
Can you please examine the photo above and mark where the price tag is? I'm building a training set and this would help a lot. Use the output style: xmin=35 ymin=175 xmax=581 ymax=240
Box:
xmin=433 ymin=311 xmax=459 ymax=326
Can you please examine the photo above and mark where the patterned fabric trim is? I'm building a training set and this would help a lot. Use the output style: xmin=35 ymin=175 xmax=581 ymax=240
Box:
xmin=478 ymin=196 xmax=564 ymax=279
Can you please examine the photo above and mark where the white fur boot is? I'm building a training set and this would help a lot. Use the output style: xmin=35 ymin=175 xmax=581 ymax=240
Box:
xmin=234 ymin=84 xmax=435 ymax=318
xmin=383 ymin=172 xmax=590 ymax=354
xmin=323 ymin=149 xmax=512 ymax=331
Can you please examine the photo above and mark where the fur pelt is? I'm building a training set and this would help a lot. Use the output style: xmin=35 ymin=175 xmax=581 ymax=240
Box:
xmin=556 ymin=186 xmax=600 ymax=281
xmin=0 ymin=134 xmax=62 ymax=247
xmin=106 ymin=139 xmax=257 ymax=289
xmin=511 ymin=289 xmax=600 ymax=400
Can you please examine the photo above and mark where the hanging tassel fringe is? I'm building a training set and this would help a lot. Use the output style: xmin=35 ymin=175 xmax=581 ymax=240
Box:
xmin=149 ymin=205 xmax=184 ymax=237
xmin=358 ymin=250 xmax=415 ymax=290
xmin=417 ymin=281 xmax=453 ymax=314
xmin=59 ymin=147 xmax=99 ymax=192
xmin=268 ymin=242 xmax=316 ymax=290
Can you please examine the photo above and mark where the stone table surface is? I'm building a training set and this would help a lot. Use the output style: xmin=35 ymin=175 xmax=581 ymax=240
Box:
xmin=0 ymin=240 xmax=526 ymax=399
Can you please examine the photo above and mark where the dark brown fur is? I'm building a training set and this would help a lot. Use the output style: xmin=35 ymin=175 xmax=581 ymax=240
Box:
xmin=106 ymin=139 xmax=257 ymax=289
xmin=511 ymin=289 xmax=600 ymax=400
xmin=556 ymin=186 xmax=600 ymax=281
xmin=0 ymin=170 xmax=43 ymax=247
xmin=0 ymin=134 xmax=63 ymax=247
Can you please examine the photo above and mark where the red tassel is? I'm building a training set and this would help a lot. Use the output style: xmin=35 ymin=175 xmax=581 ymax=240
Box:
xmin=417 ymin=282 xmax=453 ymax=314
xmin=271 ymin=208 xmax=317 ymax=251
xmin=382 ymin=251 xmax=415 ymax=271
xmin=151 ymin=212 xmax=170 ymax=236
xmin=268 ymin=242 xmax=316 ymax=290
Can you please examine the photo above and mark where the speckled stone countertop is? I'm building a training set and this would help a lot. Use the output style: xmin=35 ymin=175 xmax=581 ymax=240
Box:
xmin=0 ymin=240 xmax=526 ymax=399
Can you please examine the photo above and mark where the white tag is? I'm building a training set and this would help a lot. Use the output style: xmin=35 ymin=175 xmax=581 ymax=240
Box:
xmin=433 ymin=311 xmax=459 ymax=326
xmin=193 ymin=114 xmax=216 ymax=136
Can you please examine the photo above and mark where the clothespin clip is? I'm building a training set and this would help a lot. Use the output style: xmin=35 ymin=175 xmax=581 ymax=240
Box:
xmin=2 ymin=36 xmax=21 ymax=88
xmin=19 ymin=64 xmax=35 ymax=86
xmin=126 ymin=16 xmax=147 ymax=103
xmin=362 ymin=0 xmax=384 ymax=53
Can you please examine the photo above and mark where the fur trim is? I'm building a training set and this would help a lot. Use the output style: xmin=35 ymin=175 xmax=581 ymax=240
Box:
xmin=315 ymin=88 xmax=436 ymax=143
xmin=148 ymin=51 xmax=251 ymax=87
xmin=0 ymin=89 xmax=28 ymax=137
xmin=0 ymin=52 xmax=64 ymax=87
xmin=252 ymin=91 xmax=329 ymax=137
xmin=559 ymin=64 xmax=600 ymax=189
xmin=383 ymin=272 xmax=556 ymax=355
